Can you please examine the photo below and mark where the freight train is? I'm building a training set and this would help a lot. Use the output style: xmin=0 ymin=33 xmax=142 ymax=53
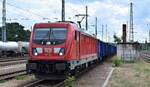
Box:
xmin=26 ymin=22 xmax=116 ymax=80
xmin=0 ymin=41 xmax=29 ymax=57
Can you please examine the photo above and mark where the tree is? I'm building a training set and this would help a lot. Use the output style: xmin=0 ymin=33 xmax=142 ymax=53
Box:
xmin=113 ymin=33 xmax=121 ymax=43
xmin=0 ymin=22 xmax=31 ymax=41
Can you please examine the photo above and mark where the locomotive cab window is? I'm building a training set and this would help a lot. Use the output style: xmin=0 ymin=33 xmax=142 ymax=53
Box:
xmin=33 ymin=28 xmax=66 ymax=45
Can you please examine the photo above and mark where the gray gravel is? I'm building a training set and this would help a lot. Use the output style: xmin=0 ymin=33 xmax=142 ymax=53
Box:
xmin=74 ymin=62 xmax=112 ymax=87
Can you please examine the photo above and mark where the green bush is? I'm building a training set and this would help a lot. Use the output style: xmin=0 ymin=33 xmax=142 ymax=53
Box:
xmin=64 ymin=76 xmax=75 ymax=87
xmin=112 ymin=57 xmax=123 ymax=67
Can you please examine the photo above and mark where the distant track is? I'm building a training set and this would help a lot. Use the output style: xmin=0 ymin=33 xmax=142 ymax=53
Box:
xmin=0 ymin=70 xmax=26 ymax=80
xmin=0 ymin=57 xmax=27 ymax=66
xmin=0 ymin=63 xmax=26 ymax=80
xmin=0 ymin=59 xmax=27 ymax=66
xmin=0 ymin=57 xmax=26 ymax=62
xmin=140 ymin=51 xmax=150 ymax=63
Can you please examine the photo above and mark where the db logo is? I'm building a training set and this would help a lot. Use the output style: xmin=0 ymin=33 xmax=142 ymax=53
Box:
xmin=44 ymin=48 xmax=52 ymax=56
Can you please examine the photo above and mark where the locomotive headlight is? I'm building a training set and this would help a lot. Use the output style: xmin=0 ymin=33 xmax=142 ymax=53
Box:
xmin=34 ymin=52 xmax=38 ymax=56
xmin=59 ymin=48 xmax=65 ymax=56
xmin=32 ymin=48 xmax=38 ymax=56
xmin=59 ymin=52 xmax=63 ymax=56
xmin=32 ymin=48 xmax=42 ymax=56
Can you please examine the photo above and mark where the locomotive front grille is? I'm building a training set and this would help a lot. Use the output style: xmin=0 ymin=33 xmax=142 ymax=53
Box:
xmin=27 ymin=60 xmax=68 ymax=74
xmin=37 ymin=63 xmax=55 ymax=73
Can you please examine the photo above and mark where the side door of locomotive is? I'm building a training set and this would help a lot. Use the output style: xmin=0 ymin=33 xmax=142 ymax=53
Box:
xmin=75 ymin=31 xmax=80 ymax=59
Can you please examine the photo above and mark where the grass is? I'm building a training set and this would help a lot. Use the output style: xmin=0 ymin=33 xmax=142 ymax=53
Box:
xmin=0 ymin=79 xmax=6 ymax=83
xmin=107 ymin=58 xmax=150 ymax=87
xmin=14 ymin=75 xmax=27 ymax=80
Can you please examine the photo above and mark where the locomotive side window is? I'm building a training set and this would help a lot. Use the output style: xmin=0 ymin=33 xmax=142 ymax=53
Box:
xmin=33 ymin=28 xmax=66 ymax=45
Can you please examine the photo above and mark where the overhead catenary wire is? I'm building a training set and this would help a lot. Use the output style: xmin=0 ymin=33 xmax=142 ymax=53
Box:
xmin=0 ymin=0 xmax=86 ymax=22
xmin=0 ymin=0 xmax=48 ymax=19
xmin=0 ymin=0 xmax=91 ymax=30
xmin=0 ymin=1 xmax=56 ymax=23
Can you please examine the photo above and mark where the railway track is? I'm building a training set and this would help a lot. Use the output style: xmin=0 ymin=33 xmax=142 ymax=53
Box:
xmin=21 ymin=60 xmax=101 ymax=87
xmin=0 ymin=70 xmax=26 ymax=81
xmin=140 ymin=51 xmax=150 ymax=63
xmin=0 ymin=57 xmax=27 ymax=66
xmin=0 ymin=56 xmax=27 ymax=80
xmin=0 ymin=59 xmax=27 ymax=66
xmin=0 ymin=63 xmax=26 ymax=80
xmin=0 ymin=57 xmax=26 ymax=62
xmin=22 ymin=79 xmax=64 ymax=87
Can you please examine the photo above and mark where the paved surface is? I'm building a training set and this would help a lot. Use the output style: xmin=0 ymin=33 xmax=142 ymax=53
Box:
xmin=74 ymin=62 xmax=112 ymax=87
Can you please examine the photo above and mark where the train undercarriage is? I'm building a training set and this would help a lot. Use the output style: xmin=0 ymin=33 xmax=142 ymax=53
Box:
xmin=26 ymin=56 xmax=100 ymax=80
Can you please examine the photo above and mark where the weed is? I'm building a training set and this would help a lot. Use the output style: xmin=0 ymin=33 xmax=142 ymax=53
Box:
xmin=0 ymin=79 xmax=6 ymax=83
xmin=112 ymin=57 xmax=123 ymax=67
xmin=134 ymin=72 xmax=141 ymax=77
xmin=15 ymin=75 xmax=26 ymax=80
xmin=64 ymin=76 xmax=75 ymax=87
xmin=143 ymin=68 xmax=150 ymax=74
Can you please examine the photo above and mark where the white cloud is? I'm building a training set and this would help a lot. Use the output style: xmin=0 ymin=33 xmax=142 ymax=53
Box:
xmin=145 ymin=18 xmax=150 ymax=22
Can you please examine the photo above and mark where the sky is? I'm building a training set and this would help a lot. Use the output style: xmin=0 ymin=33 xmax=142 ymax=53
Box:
xmin=0 ymin=0 xmax=150 ymax=42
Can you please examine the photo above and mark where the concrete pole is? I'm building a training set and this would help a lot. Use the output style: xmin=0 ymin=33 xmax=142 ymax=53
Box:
xmin=2 ymin=0 xmax=6 ymax=42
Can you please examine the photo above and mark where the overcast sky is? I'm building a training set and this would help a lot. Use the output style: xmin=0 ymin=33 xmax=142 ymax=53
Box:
xmin=0 ymin=0 xmax=149 ymax=42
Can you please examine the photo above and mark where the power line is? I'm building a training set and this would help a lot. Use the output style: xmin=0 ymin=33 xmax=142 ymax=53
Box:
xmin=6 ymin=9 xmax=51 ymax=22
xmin=78 ymin=0 xmax=86 ymax=6
xmin=0 ymin=0 xmax=46 ymax=19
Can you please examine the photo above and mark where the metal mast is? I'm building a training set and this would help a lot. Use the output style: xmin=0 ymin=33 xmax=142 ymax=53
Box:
xmin=95 ymin=17 xmax=97 ymax=37
xmin=149 ymin=30 xmax=150 ymax=43
xmin=106 ymin=24 xmax=107 ymax=42
xmin=102 ymin=24 xmax=104 ymax=40
xmin=62 ymin=0 xmax=65 ymax=21
xmin=85 ymin=6 xmax=88 ymax=30
xmin=129 ymin=2 xmax=134 ymax=42
xmin=2 ymin=0 xmax=6 ymax=42
xmin=75 ymin=6 xmax=88 ymax=30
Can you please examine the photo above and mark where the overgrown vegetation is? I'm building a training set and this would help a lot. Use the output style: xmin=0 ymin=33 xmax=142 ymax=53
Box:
xmin=112 ymin=56 xmax=123 ymax=67
xmin=113 ymin=34 xmax=121 ymax=43
xmin=64 ymin=76 xmax=75 ymax=87
xmin=108 ymin=59 xmax=150 ymax=87
xmin=0 ymin=79 xmax=6 ymax=83
xmin=15 ymin=75 xmax=27 ymax=80
xmin=0 ymin=22 xmax=31 ymax=41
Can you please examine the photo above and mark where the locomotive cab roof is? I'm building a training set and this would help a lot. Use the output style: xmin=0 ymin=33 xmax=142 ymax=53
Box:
xmin=34 ymin=21 xmax=97 ymax=39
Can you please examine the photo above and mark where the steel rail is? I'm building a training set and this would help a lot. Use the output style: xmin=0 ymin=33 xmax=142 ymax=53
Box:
xmin=0 ymin=70 xmax=26 ymax=80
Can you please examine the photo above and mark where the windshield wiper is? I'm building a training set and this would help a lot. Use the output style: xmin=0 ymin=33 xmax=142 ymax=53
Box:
xmin=50 ymin=29 xmax=56 ymax=40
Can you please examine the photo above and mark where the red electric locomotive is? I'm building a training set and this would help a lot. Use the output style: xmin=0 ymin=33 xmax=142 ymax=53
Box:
xmin=27 ymin=21 xmax=97 ymax=79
